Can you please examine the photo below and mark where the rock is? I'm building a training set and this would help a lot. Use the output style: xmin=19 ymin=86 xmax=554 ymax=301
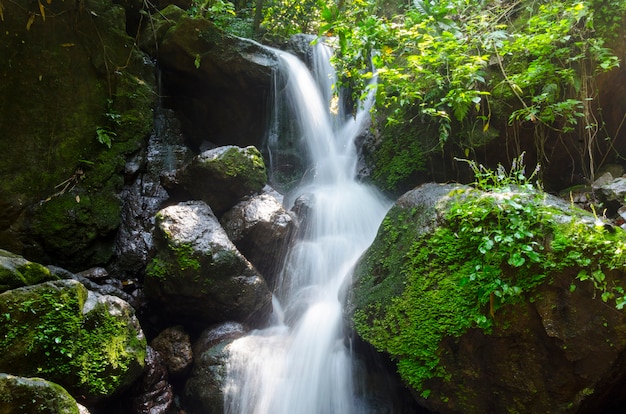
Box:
xmin=0 ymin=374 xmax=82 ymax=414
xmin=141 ymin=10 xmax=278 ymax=149
xmin=111 ymin=108 xmax=194 ymax=280
xmin=221 ymin=191 xmax=295 ymax=282
xmin=0 ymin=249 xmax=57 ymax=293
xmin=132 ymin=346 xmax=176 ymax=414
xmin=349 ymin=182 xmax=626 ymax=413
xmin=145 ymin=201 xmax=272 ymax=327
xmin=150 ymin=325 xmax=194 ymax=378
xmin=0 ymin=280 xmax=147 ymax=403
xmin=0 ymin=0 xmax=156 ymax=271
xmin=172 ymin=146 xmax=268 ymax=216
xmin=183 ymin=322 xmax=247 ymax=414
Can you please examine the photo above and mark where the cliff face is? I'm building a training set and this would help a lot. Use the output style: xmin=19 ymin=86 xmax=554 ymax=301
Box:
xmin=0 ymin=0 xmax=156 ymax=269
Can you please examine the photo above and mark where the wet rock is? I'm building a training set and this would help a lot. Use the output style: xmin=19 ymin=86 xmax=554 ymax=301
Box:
xmin=132 ymin=346 xmax=176 ymax=414
xmin=0 ymin=0 xmax=156 ymax=271
xmin=0 ymin=374 xmax=82 ymax=414
xmin=150 ymin=325 xmax=194 ymax=378
xmin=171 ymin=146 xmax=268 ymax=216
xmin=183 ymin=322 xmax=247 ymax=414
xmin=0 ymin=249 xmax=57 ymax=293
xmin=144 ymin=201 xmax=272 ymax=327
xmin=111 ymin=108 xmax=193 ymax=279
xmin=0 ymin=280 xmax=147 ymax=403
xmin=221 ymin=191 xmax=295 ymax=282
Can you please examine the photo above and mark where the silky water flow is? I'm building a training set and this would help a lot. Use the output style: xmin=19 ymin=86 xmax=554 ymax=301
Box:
xmin=223 ymin=42 xmax=391 ymax=414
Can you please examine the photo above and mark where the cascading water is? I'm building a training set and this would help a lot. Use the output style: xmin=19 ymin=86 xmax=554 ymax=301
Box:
xmin=223 ymin=41 xmax=391 ymax=414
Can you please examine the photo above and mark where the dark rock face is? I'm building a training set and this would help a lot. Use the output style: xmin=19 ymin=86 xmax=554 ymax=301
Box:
xmin=141 ymin=8 xmax=278 ymax=150
xmin=150 ymin=325 xmax=194 ymax=378
xmin=183 ymin=322 xmax=248 ymax=414
xmin=112 ymin=108 xmax=194 ymax=279
xmin=0 ymin=374 xmax=82 ymax=414
xmin=132 ymin=346 xmax=176 ymax=414
xmin=144 ymin=200 xmax=273 ymax=327
xmin=0 ymin=0 xmax=156 ymax=271
xmin=349 ymin=183 xmax=626 ymax=413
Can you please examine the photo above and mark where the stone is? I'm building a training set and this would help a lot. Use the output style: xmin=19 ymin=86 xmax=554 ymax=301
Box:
xmin=150 ymin=325 xmax=194 ymax=377
xmin=0 ymin=374 xmax=81 ymax=414
xmin=0 ymin=280 xmax=147 ymax=403
xmin=349 ymin=182 xmax=626 ymax=413
xmin=132 ymin=346 xmax=176 ymax=414
xmin=173 ymin=146 xmax=268 ymax=216
xmin=183 ymin=322 xmax=247 ymax=414
xmin=221 ymin=191 xmax=295 ymax=282
xmin=0 ymin=249 xmax=57 ymax=293
xmin=144 ymin=201 xmax=272 ymax=327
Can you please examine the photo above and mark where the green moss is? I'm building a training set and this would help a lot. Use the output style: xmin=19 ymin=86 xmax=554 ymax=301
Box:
xmin=0 ymin=282 xmax=146 ymax=398
xmin=216 ymin=146 xmax=267 ymax=185
xmin=353 ymin=187 xmax=626 ymax=395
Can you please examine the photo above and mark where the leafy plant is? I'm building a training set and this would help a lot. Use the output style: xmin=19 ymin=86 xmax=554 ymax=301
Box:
xmin=320 ymin=0 xmax=626 ymax=185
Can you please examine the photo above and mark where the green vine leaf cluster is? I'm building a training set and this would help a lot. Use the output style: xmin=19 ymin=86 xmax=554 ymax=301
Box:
xmin=353 ymin=157 xmax=626 ymax=396
xmin=319 ymin=0 xmax=625 ymax=190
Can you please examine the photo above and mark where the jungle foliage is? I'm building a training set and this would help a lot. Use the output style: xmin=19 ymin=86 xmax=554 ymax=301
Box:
xmin=191 ymin=0 xmax=626 ymax=192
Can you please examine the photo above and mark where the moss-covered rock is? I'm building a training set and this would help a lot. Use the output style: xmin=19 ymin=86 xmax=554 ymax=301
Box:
xmin=0 ymin=280 xmax=147 ymax=403
xmin=145 ymin=201 xmax=272 ymax=327
xmin=0 ymin=249 xmax=58 ymax=293
xmin=0 ymin=374 xmax=81 ymax=414
xmin=174 ymin=146 xmax=268 ymax=216
xmin=0 ymin=0 xmax=156 ymax=270
xmin=349 ymin=182 xmax=626 ymax=413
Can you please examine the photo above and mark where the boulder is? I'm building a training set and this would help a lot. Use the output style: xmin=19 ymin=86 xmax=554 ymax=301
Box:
xmin=132 ymin=346 xmax=176 ymax=414
xmin=221 ymin=190 xmax=295 ymax=282
xmin=0 ymin=280 xmax=147 ymax=403
xmin=349 ymin=182 xmax=626 ymax=413
xmin=172 ymin=146 xmax=268 ymax=216
xmin=150 ymin=325 xmax=194 ymax=378
xmin=0 ymin=0 xmax=156 ymax=270
xmin=183 ymin=322 xmax=247 ymax=414
xmin=145 ymin=201 xmax=272 ymax=326
xmin=0 ymin=249 xmax=57 ymax=293
xmin=0 ymin=374 xmax=82 ymax=414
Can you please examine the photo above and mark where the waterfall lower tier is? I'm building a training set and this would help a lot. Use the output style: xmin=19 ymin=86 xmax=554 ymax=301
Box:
xmin=223 ymin=42 xmax=391 ymax=414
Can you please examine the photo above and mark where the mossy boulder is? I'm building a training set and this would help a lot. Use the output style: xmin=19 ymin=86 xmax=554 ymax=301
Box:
xmin=173 ymin=146 xmax=268 ymax=216
xmin=145 ymin=201 xmax=272 ymax=327
xmin=0 ymin=0 xmax=156 ymax=270
xmin=0 ymin=374 xmax=81 ymax=414
xmin=349 ymin=182 xmax=626 ymax=413
xmin=0 ymin=249 xmax=58 ymax=293
xmin=0 ymin=280 xmax=147 ymax=403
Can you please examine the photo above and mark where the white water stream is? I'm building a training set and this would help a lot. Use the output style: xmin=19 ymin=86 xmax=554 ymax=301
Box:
xmin=223 ymin=42 xmax=391 ymax=414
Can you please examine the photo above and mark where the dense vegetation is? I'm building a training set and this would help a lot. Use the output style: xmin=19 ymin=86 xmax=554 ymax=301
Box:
xmin=190 ymin=0 xmax=626 ymax=192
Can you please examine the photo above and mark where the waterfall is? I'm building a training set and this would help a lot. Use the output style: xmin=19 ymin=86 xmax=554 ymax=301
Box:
xmin=223 ymin=41 xmax=391 ymax=414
